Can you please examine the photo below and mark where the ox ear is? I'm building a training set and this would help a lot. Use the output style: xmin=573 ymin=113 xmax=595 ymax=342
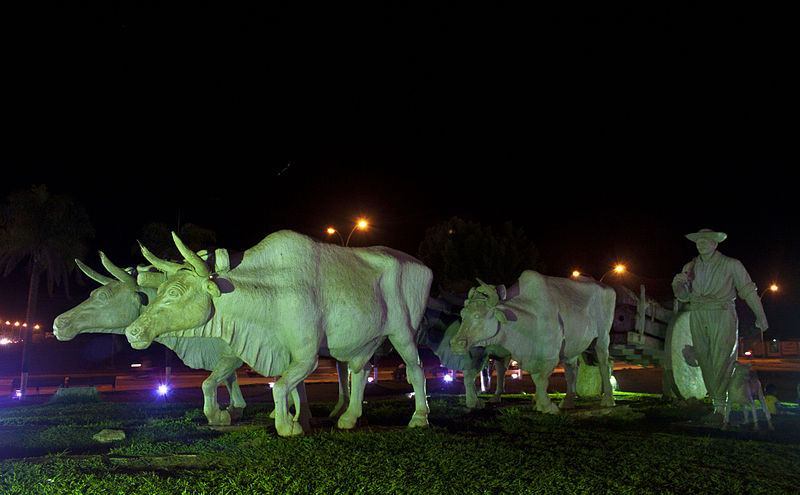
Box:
xmin=204 ymin=277 xmax=222 ymax=298
xmin=493 ymin=308 xmax=508 ymax=324
xmin=496 ymin=284 xmax=507 ymax=301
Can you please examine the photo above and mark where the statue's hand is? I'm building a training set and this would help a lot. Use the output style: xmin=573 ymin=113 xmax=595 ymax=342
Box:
xmin=672 ymin=273 xmax=688 ymax=286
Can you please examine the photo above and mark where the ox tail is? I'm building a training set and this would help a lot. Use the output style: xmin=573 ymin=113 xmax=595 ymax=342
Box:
xmin=399 ymin=262 xmax=434 ymax=333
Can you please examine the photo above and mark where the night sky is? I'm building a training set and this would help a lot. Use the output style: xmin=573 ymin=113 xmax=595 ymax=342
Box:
xmin=3 ymin=5 xmax=798 ymax=337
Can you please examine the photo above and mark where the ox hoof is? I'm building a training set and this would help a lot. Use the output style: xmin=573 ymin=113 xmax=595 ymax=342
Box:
xmin=536 ymin=403 xmax=560 ymax=414
xmin=268 ymin=408 xmax=276 ymax=419
xmin=277 ymin=420 xmax=305 ymax=437
xmin=488 ymin=395 xmax=502 ymax=404
xmin=408 ymin=411 xmax=429 ymax=428
xmin=227 ymin=407 xmax=244 ymax=422
xmin=466 ymin=398 xmax=485 ymax=410
xmin=206 ymin=409 xmax=232 ymax=426
xmin=601 ymin=396 xmax=616 ymax=408
xmin=337 ymin=413 xmax=359 ymax=430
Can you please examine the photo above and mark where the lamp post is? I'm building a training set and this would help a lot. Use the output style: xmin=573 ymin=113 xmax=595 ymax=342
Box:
xmin=599 ymin=264 xmax=626 ymax=283
xmin=573 ymin=264 xmax=626 ymax=283
xmin=759 ymin=283 xmax=778 ymax=356
xmin=327 ymin=219 xmax=368 ymax=247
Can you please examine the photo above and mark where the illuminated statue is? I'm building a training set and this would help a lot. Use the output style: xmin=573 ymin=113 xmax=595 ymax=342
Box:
xmin=671 ymin=229 xmax=769 ymax=422
xmin=52 ymin=252 xmax=248 ymax=425
xmin=450 ymin=274 xmax=616 ymax=413
xmin=418 ymin=296 xmax=511 ymax=409
xmin=126 ymin=230 xmax=432 ymax=437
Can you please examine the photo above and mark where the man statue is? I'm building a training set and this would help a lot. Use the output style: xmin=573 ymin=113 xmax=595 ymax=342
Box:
xmin=672 ymin=228 xmax=769 ymax=420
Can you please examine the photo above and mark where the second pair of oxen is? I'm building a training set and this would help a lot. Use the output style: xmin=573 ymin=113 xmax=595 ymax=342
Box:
xmin=124 ymin=230 xmax=433 ymax=437
xmin=451 ymin=272 xmax=617 ymax=413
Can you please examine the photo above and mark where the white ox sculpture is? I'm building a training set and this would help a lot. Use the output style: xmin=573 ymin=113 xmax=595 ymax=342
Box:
xmin=52 ymin=252 xmax=251 ymax=425
xmin=125 ymin=230 xmax=433 ymax=437
xmin=418 ymin=296 xmax=511 ymax=409
xmin=451 ymin=272 xmax=616 ymax=413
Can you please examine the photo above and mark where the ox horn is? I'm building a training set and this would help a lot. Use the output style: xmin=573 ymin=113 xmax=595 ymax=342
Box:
xmin=99 ymin=251 xmax=135 ymax=286
xmin=75 ymin=258 xmax=113 ymax=285
xmin=138 ymin=241 xmax=183 ymax=275
xmin=171 ymin=231 xmax=210 ymax=277
xmin=474 ymin=278 xmax=499 ymax=307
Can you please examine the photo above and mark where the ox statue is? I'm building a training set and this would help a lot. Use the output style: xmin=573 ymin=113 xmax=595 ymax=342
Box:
xmin=723 ymin=361 xmax=774 ymax=430
xmin=125 ymin=230 xmax=433 ymax=437
xmin=418 ymin=296 xmax=511 ymax=409
xmin=52 ymin=252 xmax=253 ymax=425
xmin=451 ymin=272 xmax=616 ymax=413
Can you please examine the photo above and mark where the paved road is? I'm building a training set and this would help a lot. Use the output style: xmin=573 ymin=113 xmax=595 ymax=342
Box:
xmin=3 ymin=357 xmax=797 ymax=405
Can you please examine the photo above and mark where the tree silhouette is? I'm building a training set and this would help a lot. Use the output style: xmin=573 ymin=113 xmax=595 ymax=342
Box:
xmin=417 ymin=216 xmax=542 ymax=295
xmin=0 ymin=185 xmax=94 ymax=395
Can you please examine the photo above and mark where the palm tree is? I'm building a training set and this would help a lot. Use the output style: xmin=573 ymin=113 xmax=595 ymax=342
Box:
xmin=0 ymin=184 xmax=94 ymax=396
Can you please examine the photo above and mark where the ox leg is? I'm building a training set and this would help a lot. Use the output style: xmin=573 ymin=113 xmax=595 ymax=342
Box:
xmin=490 ymin=356 xmax=509 ymax=403
xmin=388 ymin=333 xmax=429 ymax=428
xmin=202 ymin=361 xmax=240 ymax=425
xmin=222 ymin=358 xmax=246 ymax=422
xmin=329 ymin=360 xmax=351 ymax=418
xmin=272 ymin=356 xmax=318 ymax=437
xmin=595 ymin=341 xmax=616 ymax=408
xmin=268 ymin=381 xmax=303 ymax=422
xmin=758 ymin=389 xmax=774 ymax=430
xmin=721 ymin=401 xmax=732 ymax=429
xmin=747 ymin=400 xmax=758 ymax=430
xmin=560 ymin=357 xmax=578 ymax=410
xmin=529 ymin=360 xmax=559 ymax=414
xmin=223 ymin=373 xmax=246 ymax=422
xmin=463 ymin=366 xmax=483 ymax=409
xmin=337 ymin=361 xmax=371 ymax=429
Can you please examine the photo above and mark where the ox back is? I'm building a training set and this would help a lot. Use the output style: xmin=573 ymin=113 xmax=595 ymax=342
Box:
xmin=164 ymin=230 xmax=432 ymax=377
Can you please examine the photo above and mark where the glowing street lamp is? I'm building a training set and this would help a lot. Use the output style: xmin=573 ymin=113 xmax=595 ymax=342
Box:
xmin=599 ymin=264 xmax=626 ymax=283
xmin=574 ymin=264 xmax=626 ymax=282
xmin=758 ymin=282 xmax=779 ymax=356
xmin=327 ymin=219 xmax=369 ymax=247
xmin=759 ymin=283 xmax=779 ymax=300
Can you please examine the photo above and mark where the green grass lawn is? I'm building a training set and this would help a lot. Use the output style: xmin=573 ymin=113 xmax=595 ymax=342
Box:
xmin=1 ymin=392 xmax=798 ymax=494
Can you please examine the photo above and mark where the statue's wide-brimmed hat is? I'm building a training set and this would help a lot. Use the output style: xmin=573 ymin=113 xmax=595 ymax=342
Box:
xmin=686 ymin=228 xmax=727 ymax=243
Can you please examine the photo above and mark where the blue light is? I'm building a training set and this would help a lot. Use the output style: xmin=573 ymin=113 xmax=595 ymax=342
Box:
xmin=157 ymin=384 xmax=170 ymax=396
xmin=443 ymin=373 xmax=453 ymax=383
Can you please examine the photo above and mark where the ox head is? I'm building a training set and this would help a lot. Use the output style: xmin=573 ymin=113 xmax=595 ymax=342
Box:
xmin=53 ymin=252 xmax=151 ymax=341
xmin=450 ymin=279 xmax=509 ymax=354
xmin=125 ymin=232 xmax=221 ymax=350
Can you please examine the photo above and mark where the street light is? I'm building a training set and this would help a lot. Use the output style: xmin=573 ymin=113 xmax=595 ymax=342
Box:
xmin=759 ymin=283 xmax=779 ymax=300
xmin=571 ymin=265 xmax=625 ymax=282
xmin=599 ymin=264 xmax=626 ymax=282
xmin=327 ymin=219 xmax=369 ymax=247
xmin=758 ymin=282 xmax=779 ymax=356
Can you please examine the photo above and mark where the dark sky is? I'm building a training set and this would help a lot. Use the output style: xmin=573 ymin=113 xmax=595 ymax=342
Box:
xmin=3 ymin=5 xmax=798 ymax=336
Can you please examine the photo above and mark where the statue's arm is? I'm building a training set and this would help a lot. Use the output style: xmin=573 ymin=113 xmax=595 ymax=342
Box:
xmin=732 ymin=260 xmax=769 ymax=331
xmin=671 ymin=261 xmax=693 ymax=302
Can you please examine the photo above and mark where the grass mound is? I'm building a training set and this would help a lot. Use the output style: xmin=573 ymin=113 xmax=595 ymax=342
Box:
xmin=1 ymin=393 xmax=798 ymax=494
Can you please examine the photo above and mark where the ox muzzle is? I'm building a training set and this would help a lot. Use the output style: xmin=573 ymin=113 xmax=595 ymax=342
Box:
xmin=125 ymin=322 xmax=154 ymax=350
